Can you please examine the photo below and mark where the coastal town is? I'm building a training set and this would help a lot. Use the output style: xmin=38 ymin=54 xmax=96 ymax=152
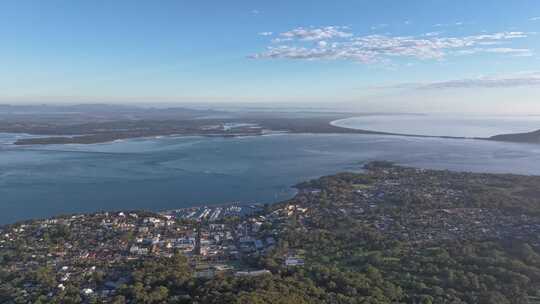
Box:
xmin=0 ymin=201 xmax=305 ymax=301
xmin=2 ymin=162 xmax=540 ymax=303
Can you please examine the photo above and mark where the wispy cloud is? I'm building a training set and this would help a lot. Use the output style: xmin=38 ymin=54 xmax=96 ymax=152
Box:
xmin=251 ymin=26 xmax=531 ymax=63
xmin=488 ymin=48 xmax=533 ymax=56
xmin=258 ymin=32 xmax=273 ymax=36
xmin=375 ymin=72 xmax=540 ymax=90
xmin=273 ymin=26 xmax=352 ymax=43
xmin=434 ymin=21 xmax=471 ymax=27
xmin=530 ymin=16 xmax=540 ymax=21
xmin=424 ymin=31 xmax=442 ymax=37
xmin=457 ymin=47 xmax=534 ymax=57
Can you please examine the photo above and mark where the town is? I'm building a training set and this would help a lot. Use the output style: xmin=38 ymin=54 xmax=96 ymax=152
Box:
xmin=2 ymin=162 xmax=540 ymax=303
xmin=0 ymin=202 xmax=304 ymax=301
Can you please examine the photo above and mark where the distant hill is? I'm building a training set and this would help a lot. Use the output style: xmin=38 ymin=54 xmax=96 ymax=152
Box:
xmin=0 ymin=104 xmax=228 ymax=124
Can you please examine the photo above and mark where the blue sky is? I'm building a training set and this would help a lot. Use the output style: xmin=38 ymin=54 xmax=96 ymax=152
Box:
xmin=2 ymin=0 xmax=540 ymax=113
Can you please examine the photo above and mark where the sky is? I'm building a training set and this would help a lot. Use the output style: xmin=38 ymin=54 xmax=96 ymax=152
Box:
xmin=2 ymin=0 xmax=540 ymax=114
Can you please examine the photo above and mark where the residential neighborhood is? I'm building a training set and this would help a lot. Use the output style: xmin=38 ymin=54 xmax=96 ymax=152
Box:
xmin=2 ymin=162 xmax=540 ymax=303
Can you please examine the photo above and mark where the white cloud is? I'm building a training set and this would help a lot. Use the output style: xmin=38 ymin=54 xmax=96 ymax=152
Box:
xmin=434 ymin=21 xmax=474 ymax=28
xmin=424 ymin=31 xmax=442 ymax=37
xmin=317 ymin=41 xmax=328 ymax=47
xmin=250 ymin=45 xmax=370 ymax=62
xmin=484 ymin=48 xmax=534 ymax=56
xmin=251 ymin=27 xmax=531 ymax=63
xmin=258 ymin=32 xmax=273 ymax=36
xmin=421 ymin=75 xmax=540 ymax=89
xmin=251 ymin=9 xmax=260 ymax=15
xmin=457 ymin=47 xmax=534 ymax=57
xmin=377 ymin=72 xmax=540 ymax=90
xmin=530 ymin=17 xmax=540 ymax=21
xmin=277 ymin=26 xmax=352 ymax=41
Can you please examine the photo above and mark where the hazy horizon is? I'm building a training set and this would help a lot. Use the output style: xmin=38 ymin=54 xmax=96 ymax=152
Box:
xmin=2 ymin=101 xmax=540 ymax=116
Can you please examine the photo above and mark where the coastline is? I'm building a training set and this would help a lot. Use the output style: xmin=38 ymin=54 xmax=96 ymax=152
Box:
xmin=4 ymin=113 xmax=540 ymax=146
xmin=4 ymin=160 xmax=540 ymax=228
xmin=2 ymin=117 xmax=470 ymax=146
xmin=330 ymin=116 xmax=540 ymax=144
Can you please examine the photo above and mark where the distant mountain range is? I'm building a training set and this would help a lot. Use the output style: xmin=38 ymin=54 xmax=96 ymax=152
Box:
xmin=0 ymin=104 xmax=228 ymax=124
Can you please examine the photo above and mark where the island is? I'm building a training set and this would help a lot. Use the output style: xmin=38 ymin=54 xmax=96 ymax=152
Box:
xmin=1 ymin=162 xmax=540 ymax=303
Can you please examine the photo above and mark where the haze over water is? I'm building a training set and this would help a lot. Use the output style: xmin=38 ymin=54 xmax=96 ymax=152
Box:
xmin=2 ymin=132 xmax=540 ymax=224
xmin=332 ymin=114 xmax=540 ymax=138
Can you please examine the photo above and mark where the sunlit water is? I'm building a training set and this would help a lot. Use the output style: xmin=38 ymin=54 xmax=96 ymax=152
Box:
xmin=331 ymin=114 xmax=540 ymax=138
xmin=1 ymin=132 xmax=540 ymax=224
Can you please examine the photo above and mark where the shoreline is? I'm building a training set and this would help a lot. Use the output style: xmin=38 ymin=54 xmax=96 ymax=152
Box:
xmin=4 ymin=113 xmax=540 ymax=145
xmin=330 ymin=116 xmax=540 ymax=144
xmin=329 ymin=117 xmax=471 ymax=140
xmin=3 ymin=161 xmax=540 ymax=228
xmin=0 ymin=120 xmax=484 ymax=146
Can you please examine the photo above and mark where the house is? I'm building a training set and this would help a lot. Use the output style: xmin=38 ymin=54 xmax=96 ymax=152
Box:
xmin=285 ymin=257 xmax=305 ymax=266
xmin=82 ymin=288 xmax=93 ymax=295
xmin=129 ymin=245 xmax=149 ymax=255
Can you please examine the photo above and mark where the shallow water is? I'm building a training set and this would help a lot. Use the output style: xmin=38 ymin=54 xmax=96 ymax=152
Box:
xmin=1 ymin=133 xmax=540 ymax=224
xmin=332 ymin=114 xmax=540 ymax=138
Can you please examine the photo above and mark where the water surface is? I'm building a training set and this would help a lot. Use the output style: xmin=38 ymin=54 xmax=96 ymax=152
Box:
xmin=1 ymin=133 xmax=540 ymax=224
xmin=332 ymin=114 xmax=540 ymax=138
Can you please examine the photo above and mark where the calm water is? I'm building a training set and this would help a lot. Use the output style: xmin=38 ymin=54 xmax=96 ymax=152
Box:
xmin=332 ymin=115 xmax=540 ymax=138
xmin=2 ymin=133 xmax=540 ymax=224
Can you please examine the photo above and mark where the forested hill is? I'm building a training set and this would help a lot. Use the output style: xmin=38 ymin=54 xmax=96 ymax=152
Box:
xmin=2 ymin=162 xmax=540 ymax=303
